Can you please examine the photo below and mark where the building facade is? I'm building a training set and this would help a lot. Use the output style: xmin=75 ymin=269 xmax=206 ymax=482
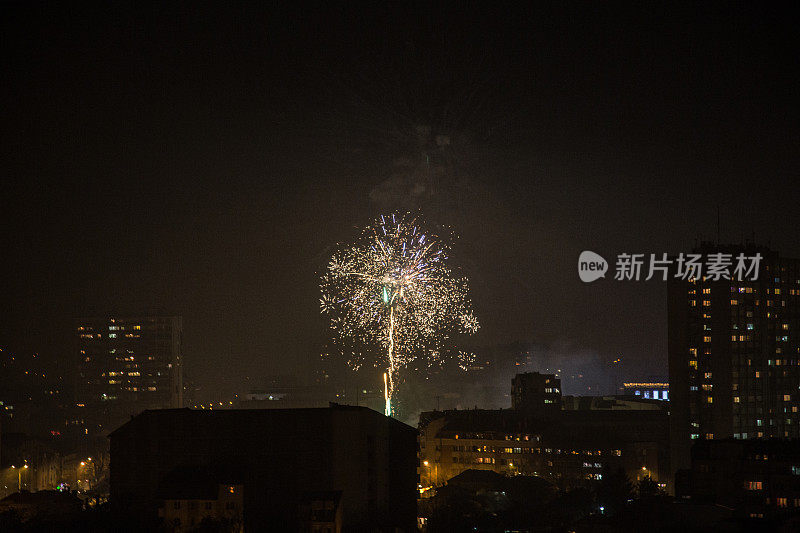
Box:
xmin=621 ymin=382 xmax=669 ymax=401
xmin=679 ymin=439 xmax=800 ymax=525
xmin=669 ymin=245 xmax=800 ymax=472
xmin=157 ymin=479 xmax=244 ymax=533
xmin=511 ymin=372 xmax=562 ymax=414
xmin=418 ymin=409 xmax=541 ymax=489
xmin=76 ymin=316 xmax=183 ymax=413
xmin=418 ymin=407 xmax=669 ymax=492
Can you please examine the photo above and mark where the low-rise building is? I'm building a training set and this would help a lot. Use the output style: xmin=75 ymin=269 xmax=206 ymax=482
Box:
xmin=157 ymin=469 xmax=244 ymax=533
xmin=622 ymin=382 xmax=669 ymax=401
xmin=418 ymin=408 xmax=669 ymax=491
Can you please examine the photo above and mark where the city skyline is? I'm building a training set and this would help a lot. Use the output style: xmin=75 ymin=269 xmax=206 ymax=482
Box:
xmin=3 ymin=3 xmax=800 ymax=530
xmin=2 ymin=4 xmax=800 ymax=401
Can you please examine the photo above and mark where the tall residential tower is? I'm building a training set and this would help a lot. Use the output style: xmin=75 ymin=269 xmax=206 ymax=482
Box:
xmin=668 ymin=245 xmax=800 ymax=472
xmin=77 ymin=315 xmax=183 ymax=414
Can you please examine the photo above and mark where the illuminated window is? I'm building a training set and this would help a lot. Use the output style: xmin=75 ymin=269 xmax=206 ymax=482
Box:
xmin=746 ymin=481 xmax=763 ymax=490
xmin=784 ymin=395 xmax=792 ymax=401
xmin=703 ymin=300 xmax=711 ymax=307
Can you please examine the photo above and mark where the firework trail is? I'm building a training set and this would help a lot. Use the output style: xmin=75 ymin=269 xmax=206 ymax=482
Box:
xmin=320 ymin=213 xmax=479 ymax=415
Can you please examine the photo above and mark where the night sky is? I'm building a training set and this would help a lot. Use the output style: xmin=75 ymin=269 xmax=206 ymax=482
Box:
xmin=2 ymin=3 xmax=798 ymax=400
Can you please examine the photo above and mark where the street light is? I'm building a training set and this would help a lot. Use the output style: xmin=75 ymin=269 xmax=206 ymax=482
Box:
xmin=11 ymin=464 xmax=28 ymax=492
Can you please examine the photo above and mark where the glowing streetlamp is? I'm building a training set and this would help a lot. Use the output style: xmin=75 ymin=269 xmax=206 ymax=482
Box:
xmin=78 ymin=458 xmax=94 ymax=491
xmin=11 ymin=464 xmax=28 ymax=492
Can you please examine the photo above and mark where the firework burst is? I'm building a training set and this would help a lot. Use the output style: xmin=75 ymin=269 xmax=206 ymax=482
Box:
xmin=320 ymin=213 xmax=479 ymax=415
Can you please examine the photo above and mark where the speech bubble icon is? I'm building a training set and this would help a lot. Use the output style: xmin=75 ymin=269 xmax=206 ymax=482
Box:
xmin=578 ymin=251 xmax=608 ymax=282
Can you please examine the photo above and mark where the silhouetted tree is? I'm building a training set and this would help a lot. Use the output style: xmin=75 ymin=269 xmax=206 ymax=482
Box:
xmin=637 ymin=475 xmax=663 ymax=500
xmin=597 ymin=467 xmax=633 ymax=516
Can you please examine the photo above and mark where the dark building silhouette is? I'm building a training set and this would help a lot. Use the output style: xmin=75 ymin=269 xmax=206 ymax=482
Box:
xmin=561 ymin=395 xmax=664 ymax=411
xmin=511 ymin=372 xmax=562 ymax=414
xmin=109 ymin=405 xmax=417 ymax=532
xmin=668 ymin=245 xmax=800 ymax=473
xmin=0 ymin=489 xmax=82 ymax=524
xmin=678 ymin=438 xmax=800 ymax=525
